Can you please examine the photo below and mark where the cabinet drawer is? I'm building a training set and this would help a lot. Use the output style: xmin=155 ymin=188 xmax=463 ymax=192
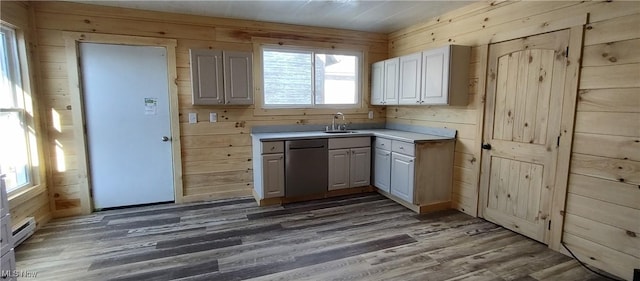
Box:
xmin=374 ymin=137 xmax=391 ymax=150
xmin=392 ymin=140 xmax=415 ymax=156
xmin=328 ymin=137 xmax=370 ymax=149
xmin=261 ymin=141 xmax=284 ymax=154
xmin=1 ymin=215 xmax=12 ymax=257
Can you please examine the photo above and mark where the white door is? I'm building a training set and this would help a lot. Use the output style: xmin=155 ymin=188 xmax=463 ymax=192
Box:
xmin=373 ymin=148 xmax=391 ymax=193
xmin=80 ymin=43 xmax=175 ymax=209
xmin=349 ymin=147 xmax=371 ymax=187
xmin=328 ymin=149 xmax=349 ymax=190
xmin=398 ymin=52 xmax=422 ymax=105
xmin=391 ymin=152 xmax=414 ymax=203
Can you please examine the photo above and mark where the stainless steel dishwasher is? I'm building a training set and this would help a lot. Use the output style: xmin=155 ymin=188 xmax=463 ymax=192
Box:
xmin=285 ymin=139 xmax=328 ymax=198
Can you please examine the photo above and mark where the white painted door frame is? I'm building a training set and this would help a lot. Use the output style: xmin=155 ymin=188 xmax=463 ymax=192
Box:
xmin=63 ymin=32 xmax=183 ymax=214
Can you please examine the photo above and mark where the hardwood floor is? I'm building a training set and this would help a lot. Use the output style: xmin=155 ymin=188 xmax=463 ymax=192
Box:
xmin=15 ymin=193 xmax=607 ymax=281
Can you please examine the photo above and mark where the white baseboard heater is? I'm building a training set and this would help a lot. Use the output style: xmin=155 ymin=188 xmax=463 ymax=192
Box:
xmin=12 ymin=217 xmax=35 ymax=246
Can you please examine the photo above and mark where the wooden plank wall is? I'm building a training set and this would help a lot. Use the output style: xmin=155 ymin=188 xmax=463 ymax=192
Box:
xmin=1 ymin=2 xmax=52 ymax=229
xmin=30 ymin=2 xmax=388 ymax=217
xmin=387 ymin=1 xmax=639 ymax=279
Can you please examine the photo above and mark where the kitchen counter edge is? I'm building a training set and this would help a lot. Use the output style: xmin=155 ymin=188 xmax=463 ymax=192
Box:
xmin=251 ymin=129 xmax=455 ymax=144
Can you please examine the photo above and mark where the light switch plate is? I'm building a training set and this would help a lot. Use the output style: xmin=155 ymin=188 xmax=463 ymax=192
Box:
xmin=188 ymin=112 xmax=197 ymax=124
xmin=210 ymin=112 xmax=217 ymax=123
xmin=368 ymin=111 xmax=374 ymax=119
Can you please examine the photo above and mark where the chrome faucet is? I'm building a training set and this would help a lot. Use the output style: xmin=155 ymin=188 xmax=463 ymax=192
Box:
xmin=331 ymin=112 xmax=345 ymax=131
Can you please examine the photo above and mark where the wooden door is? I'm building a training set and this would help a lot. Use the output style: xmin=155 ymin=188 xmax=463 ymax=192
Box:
xmin=262 ymin=154 xmax=284 ymax=198
xmin=383 ymin=58 xmax=399 ymax=105
xmin=390 ymin=153 xmax=414 ymax=203
xmin=480 ymin=30 xmax=570 ymax=243
xmin=328 ymin=149 xmax=349 ymax=190
xmin=370 ymin=61 xmax=384 ymax=105
xmin=223 ymin=51 xmax=253 ymax=105
xmin=373 ymin=147 xmax=391 ymax=193
xmin=398 ymin=52 xmax=422 ymax=105
xmin=349 ymin=147 xmax=371 ymax=187
xmin=190 ymin=49 xmax=223 ymax=105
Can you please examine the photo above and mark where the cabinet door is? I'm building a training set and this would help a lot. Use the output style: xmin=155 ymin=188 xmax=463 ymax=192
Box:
xmin=421 ymin=46 xmax=450 ymax=105
xmin=328 ymin=149 xmax=350 ymax=190
xmin=262 ymin=154 xmax=284 ymax=198
xmin=398 ymin=52 xmax=422 ymax=105
xmin=370 ymin=61 xmax=385 ymax=105
xmin=350 ymin=147 xmax=371 ymax=187
xmin=224 ymin=51 xmax=253 ymax=105
xmin=383 ymin=58 xmax=400 ymax=105
xmin=391 ymin=153 xmax=415 ymax=203
xmin=373 ymin=148 xmax=391 ymax=193
xmin=190 ymin=49 xmax=224 ymax=105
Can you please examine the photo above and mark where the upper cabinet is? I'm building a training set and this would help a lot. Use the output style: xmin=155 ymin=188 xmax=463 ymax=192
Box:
xmin=398 ymin=52 xmax=422 ymax=105
xmin=190 ymin=49 xmax=253 ymax=105
xmin=371 ymin=57 xmax=399 ymax=105
xmin=371 ymin=45 xmax=470 ymax=106
xmin=421 ymin=45 xmax=469 ymax=105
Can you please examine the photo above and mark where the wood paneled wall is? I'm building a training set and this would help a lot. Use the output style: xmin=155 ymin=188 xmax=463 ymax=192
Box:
xmin=31 ymin=2 xmax=388 ymax=217
xmin=1 ymin=2 xmax=52 ymax=229
xmin=388 ymin=1 xmax=639 ymax=279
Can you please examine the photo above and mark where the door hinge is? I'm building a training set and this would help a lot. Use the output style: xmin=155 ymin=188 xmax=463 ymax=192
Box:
xmin=557 ymin=135 xmax=561 ymax=147
xmin=548 ymin=220 xmax=552 ymax=230
xmin=565 ymin=46 xmax=569 ymax=58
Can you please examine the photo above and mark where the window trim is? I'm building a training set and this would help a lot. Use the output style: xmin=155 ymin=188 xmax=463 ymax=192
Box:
xmin=260 ymin=44 xmax=363 ymax=109
xmin=1 ymin=23 xmax=38 ymax=195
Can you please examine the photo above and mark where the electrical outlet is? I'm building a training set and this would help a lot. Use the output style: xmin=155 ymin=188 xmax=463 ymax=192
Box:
xmin=210 ymin=112 xmax=217 ymax=123
xmin=188 ymin=112 xmax=197 ymax=124
xmin=368 ymin=111 xmax=374 ymax=119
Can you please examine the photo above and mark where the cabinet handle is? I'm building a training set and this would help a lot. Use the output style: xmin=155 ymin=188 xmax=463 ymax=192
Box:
xmin=385 ymin=153 xmax=390 ymax=156
xmin=409 ymin=160 xmax=413 ymax=162
xmin=399 ymin=147 xmax=404 ymax=150
xmin=270 ymin=146 xmax=275 ymax=151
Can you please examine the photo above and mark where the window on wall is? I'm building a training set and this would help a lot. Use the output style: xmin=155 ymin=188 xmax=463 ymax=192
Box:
xmin=262 ymin=46 xmax=361 ymax=108
xmin=0 ymin=25 xmax=35 ymax=193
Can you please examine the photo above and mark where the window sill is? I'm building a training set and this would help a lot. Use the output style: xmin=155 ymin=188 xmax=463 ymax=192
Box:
xmin=253 ymin=106 xmax=368 ymax=116
xmin=7 ymin=184 xmax=47 ymax=209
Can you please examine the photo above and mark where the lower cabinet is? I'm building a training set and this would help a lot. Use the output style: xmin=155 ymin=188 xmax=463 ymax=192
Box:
xmin=372 ymin=137 xmax=454 ymax=211
xmin=262 ymin=154 xmax=284 ymax=198
xmin=390 ymin=152 xmax=414 ymax=203
xmin=373 ymin=148 xmax=391 ymax=193
xmin=253 ymin=140 xmax=285 ymax=199
xmin=328 ymin=137 xmax=371 ymax=191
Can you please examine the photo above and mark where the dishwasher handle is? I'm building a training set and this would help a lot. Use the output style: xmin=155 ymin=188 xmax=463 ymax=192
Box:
xmin=288 ymin=145 xmax=326 ymax=150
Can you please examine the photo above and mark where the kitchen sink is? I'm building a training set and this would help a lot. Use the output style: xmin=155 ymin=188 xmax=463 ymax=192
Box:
xmin=323 ymin=130 xmax=358 ymax=134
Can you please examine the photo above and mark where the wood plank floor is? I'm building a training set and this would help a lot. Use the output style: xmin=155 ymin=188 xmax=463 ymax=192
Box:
xmin=15 ymin=193 xmax=608 ymax=281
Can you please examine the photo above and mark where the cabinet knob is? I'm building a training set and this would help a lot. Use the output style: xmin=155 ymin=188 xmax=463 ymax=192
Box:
xmin=399 ymin=147 xmax=404 ymax=150
xmin=416 ymin=101 xmax=420 ymax=103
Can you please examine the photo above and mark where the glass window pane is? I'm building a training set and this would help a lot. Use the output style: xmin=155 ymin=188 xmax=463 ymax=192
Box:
xmin=1 ymin=28 xmax=18 ymax=109
xmin=315 ymin=54 xmax=357 ymax=105
xmin=0 ymin=111 xmax=30 ymax=191
xmin=263 ymin=50 xmax=312 ymax=105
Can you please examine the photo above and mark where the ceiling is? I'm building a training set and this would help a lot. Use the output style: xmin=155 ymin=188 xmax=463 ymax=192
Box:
xmin=72 ymin=1 xmax=475 ymax=33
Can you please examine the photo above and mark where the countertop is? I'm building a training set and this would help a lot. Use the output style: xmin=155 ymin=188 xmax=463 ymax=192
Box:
xmin=251 ymin=129 xmax=454 ymax=143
